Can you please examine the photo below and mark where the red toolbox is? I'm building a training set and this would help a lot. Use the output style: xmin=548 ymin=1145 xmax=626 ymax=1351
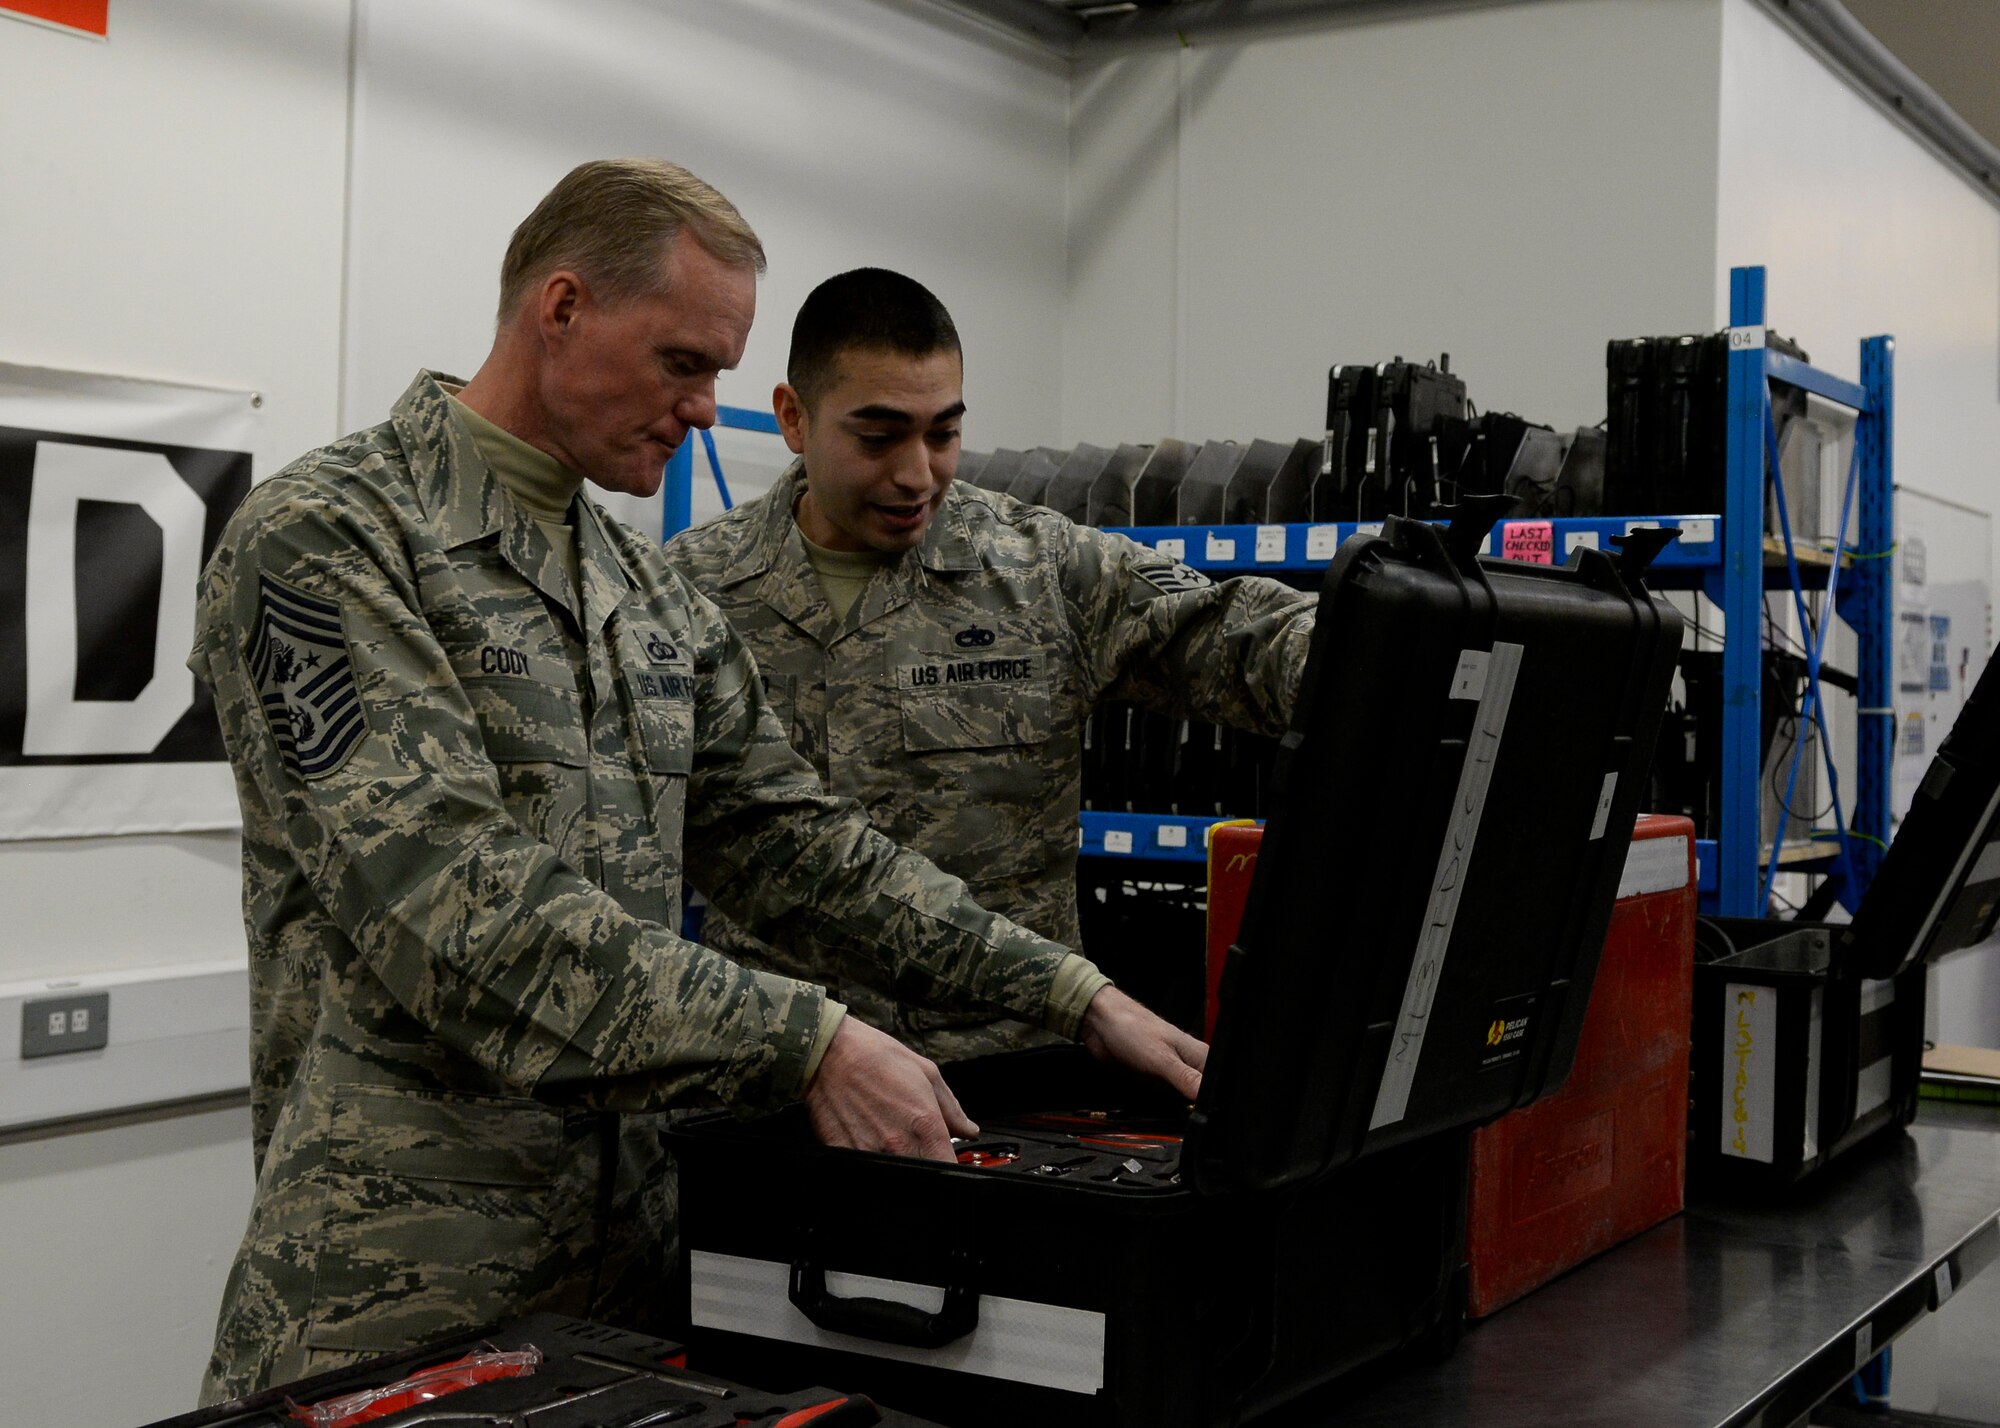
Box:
xmin=1207 ymin=811 xmax=1697 ymax=1317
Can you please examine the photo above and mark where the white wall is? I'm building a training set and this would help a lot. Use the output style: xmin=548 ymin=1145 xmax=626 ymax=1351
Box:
xmin=0 ymin=1101 xmax=255 ymax=1425
xmin=1064 ymin=0 xmax=1728 ymax=448
xmin=343 ymin=0 xmax=1070 ymax=512
xmin=0 ymin=8 xmax=348 ymax=1422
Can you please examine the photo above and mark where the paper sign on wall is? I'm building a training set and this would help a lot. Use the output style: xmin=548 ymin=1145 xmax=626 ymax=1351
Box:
xmin=1501 ymin=521 xmax=1554 ymax=565
xmin=1 ymin=1 xmax=107 ymax=38
xmin=0 ymin=362 xmax=262 ymax=839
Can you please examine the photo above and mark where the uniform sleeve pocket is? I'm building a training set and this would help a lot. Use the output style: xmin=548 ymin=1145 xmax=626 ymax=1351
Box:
xmin=900 ymin=678 xmax=1054 ymax=752
xmin=326 ymin=1086 xmax=560 ymax=1186
xmin=462 ymin=675 xmax=587 ymax=767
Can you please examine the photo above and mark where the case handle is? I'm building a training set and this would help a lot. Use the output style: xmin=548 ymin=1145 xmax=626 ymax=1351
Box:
xmin=788 ymin=1252 xmax=980 ymax=1349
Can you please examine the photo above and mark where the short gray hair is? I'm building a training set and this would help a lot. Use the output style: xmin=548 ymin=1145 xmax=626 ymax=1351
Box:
xmin=497 ymin=158 xmax=765 ymax=321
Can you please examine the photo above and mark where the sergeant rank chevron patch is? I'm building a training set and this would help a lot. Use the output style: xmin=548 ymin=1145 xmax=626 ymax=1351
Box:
xmin=250 ymin=574 xmax=365 ymax=779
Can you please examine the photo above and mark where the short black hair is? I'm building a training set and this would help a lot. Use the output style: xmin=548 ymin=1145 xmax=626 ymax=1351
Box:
xmin=788 ymin=268 xmax=961 ymax=410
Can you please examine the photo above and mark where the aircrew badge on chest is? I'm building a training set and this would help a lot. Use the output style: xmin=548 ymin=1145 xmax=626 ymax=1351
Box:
xmin=250 ymin=574 xmax=366 ymax=779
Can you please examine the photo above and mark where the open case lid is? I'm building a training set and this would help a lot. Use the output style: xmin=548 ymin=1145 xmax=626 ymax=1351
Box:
xmin=1843 ymin=643 xmax=2000 ymax=980
xmin=1182 ymin=504 xmax=1682 ymax=1195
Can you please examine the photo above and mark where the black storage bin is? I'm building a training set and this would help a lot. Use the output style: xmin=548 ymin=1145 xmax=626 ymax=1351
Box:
xmin=1260 ymin=437 xmax=1320 ymax=525
xmin=1130 ymin=438 xmax=1201 ymax=526
xmin=1084 ymin=444 xmax=1152 ymax=528
xmin=1043 ymin=444 xmax=1114 ymax=523
xmin=139 ymin=1313 xmax=932 ymax=1428
xmin=1006 ymin=448 xmax=1064 ymax=507
xmin=1689 ymin=637 xmax=2000 ymax=1193
xmin=669 ymin=507 xmax=1682 ymax=1428
xmin=973 ymin=448 xmax=1025 ymax=494
xmin=1690 ymin=917 xmax=1923 ymax=1195
xmin=1176 ymin=440 xmax=1246 ymax=525
xmin=955 ymin=450 xmax=991 ymax=492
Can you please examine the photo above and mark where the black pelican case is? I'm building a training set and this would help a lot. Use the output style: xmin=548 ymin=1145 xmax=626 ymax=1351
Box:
xmin=668 ymin=503 xmax=1682 ymax=1428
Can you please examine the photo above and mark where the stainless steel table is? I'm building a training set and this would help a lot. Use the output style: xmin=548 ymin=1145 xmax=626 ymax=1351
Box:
xmin=1272 ymin=1113 xmax=2000 ymax=1428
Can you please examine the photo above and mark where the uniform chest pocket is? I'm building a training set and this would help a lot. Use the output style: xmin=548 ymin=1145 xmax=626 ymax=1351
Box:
xmin=760 ymin=671 xmax=799 ymax=749
xmin=462 ymin=675 xmax=586 ymax=766
xmin=629 ymin=672 xmax=695 ymax=775
xmin=900 ymin=675 xmax=1055 ymax=752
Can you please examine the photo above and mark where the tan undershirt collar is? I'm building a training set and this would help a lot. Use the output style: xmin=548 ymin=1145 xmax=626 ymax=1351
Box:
xmin=798 ymin=524 xmax=897 ymax=623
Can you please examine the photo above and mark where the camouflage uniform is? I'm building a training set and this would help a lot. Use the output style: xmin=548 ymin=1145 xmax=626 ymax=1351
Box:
xmin=664 ymin=463 xmax=1315 ymax=1062
xmin=190 ymin=375 xmax=1086 ymax=1403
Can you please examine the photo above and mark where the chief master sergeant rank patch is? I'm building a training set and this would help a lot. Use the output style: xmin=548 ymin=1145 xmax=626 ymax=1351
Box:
xmin=249 ymin=573 xmax=366 ymax=779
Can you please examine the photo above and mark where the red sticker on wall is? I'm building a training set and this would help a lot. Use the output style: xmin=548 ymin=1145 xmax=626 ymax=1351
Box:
xmin=1 ymin=1 xmax=107 ymax=38
xmin=1501 ymin=520 xmax=1555 ymax=565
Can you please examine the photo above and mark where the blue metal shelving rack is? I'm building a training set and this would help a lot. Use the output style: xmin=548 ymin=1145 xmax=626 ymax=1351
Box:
xmin=1081 ymin=267 xmax=1894 ymax=915
xmin=661 ymin=403 xmax=783 ymax=538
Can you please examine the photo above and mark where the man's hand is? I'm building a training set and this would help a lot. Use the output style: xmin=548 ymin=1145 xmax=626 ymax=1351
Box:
xmin=803 ymin=1016 xmax=978 ymax=1161
xmin=1079 ymin=985 xmax=1208 ymax=1101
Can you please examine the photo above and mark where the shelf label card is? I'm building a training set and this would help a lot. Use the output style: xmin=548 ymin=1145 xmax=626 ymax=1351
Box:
xmin=1854 ymin=1323 xmax=1874 ymax=1371
xmin=1155 ymin=537 xmax=1186 ymax=561
xmin=1728 ymin=324 xmax=1767 ymax=352
xmin=1623 ymin=520 xmax=1664 ymax=535
xmin=1721 ymin=982 xmax=1777 ymax=1163
xmin=1501 ymin=520 xmax=1554 ymax=565
xmin=1356 ymin=522 xmax=1384 ymax=537
xmin=1935 ymin=1261 xmax=1955 ymax=1307
xmin=1254 ymin=526 xmax=1286 ymax=562
xmin=1205 ymin=533 xmax=1236 ymax=563
xmin=1680 ymin=518 xmax=1716 ymax=544
xmin=1306 ymin=525 xmax=1339 ymax=560
xmin=1566 ymin=529 xmax=1600 ymax=555
xmin=1103 ymin=830 xmax=1134 ymax=855
xmin=1156 ymin=824 xmax=1188 ymax=849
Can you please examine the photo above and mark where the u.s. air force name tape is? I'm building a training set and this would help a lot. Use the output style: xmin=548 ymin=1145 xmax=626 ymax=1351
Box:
xmin=250 ymin=573 xmax=365 ymax=779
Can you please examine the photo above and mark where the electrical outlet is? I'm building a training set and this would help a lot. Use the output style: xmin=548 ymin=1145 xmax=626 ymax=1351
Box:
xmin=21 ymin=992 xmax=110 ymax=1059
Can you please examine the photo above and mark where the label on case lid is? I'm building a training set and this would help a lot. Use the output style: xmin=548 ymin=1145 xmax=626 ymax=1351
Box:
xmin=1370 ymin=641 xmax=1523 ymax=1130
